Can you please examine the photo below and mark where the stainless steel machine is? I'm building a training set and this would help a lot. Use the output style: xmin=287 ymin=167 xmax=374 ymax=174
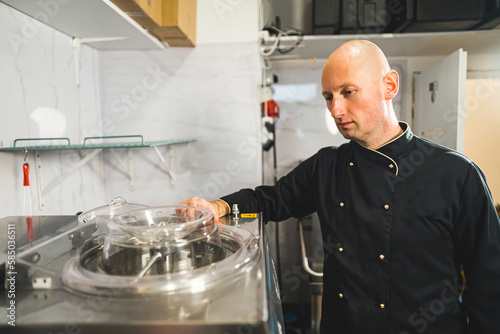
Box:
xmin=1 ymin=200 xmax=284 ymax=333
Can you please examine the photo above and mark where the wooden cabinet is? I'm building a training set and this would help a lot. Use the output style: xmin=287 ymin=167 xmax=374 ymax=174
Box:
xmin=111 ymin=0 xmax=197 ymax=46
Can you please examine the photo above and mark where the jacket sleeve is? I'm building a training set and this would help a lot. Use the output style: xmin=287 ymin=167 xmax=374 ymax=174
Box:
xmin=452 ymin=162 xmax=500 ymax=333
xmin=220 ymin=148 xmax=329 ymax=223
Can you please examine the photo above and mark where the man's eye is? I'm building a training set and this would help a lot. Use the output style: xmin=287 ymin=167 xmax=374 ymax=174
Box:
xmin=344 ymin=90 xmax=354 ymax=96
xmin=324 ymin=96 xmax=333 ymax=101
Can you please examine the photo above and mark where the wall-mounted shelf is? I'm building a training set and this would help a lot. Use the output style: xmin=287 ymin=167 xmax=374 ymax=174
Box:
xmin=0 ymin=136 xmax=194 ymax=151
xmin=2 ymin=136 xmax=195 ymax=210
xmin=261 ymin=30 xmax=500 ymax=60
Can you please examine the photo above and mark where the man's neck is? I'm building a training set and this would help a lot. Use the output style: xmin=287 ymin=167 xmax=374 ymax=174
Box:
xmin=374 ymin=124 xmax=404 ymax=149
xmin=360 ymin=122 xmax=403 ymax=150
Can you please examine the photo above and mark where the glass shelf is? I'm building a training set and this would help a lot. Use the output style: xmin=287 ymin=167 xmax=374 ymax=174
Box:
xmin=0 ymin=136 xmax=195 ymax=152
xmin=2 ymin=136 xmax=195 ymax=210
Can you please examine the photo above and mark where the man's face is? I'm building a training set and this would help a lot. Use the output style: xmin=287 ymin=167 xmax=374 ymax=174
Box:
xmin=321 ymin=60 xmax=387 ymax=147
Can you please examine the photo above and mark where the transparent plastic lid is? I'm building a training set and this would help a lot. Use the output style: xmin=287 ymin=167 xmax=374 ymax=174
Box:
xmin=107 ymin=206 xmax=215 ymax=246
xmin=78 ymin=196 xmax=148 ymax=225
xmin=62 ymin=206 xmax=259 ymax=296
xmin=103 ymin=206 xmax=220 ymax=276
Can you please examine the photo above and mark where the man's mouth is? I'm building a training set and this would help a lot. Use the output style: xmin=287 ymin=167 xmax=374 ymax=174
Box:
xmin=338 ymin=121 xmax=354 ymax=128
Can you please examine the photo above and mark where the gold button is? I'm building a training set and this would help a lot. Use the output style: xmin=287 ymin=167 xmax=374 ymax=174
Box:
xmin=339 ymin=293 xmax=343 ymax=298
xmin=389 ymin=164 xmax=394 ymax=169
xmin=379 ymin=254 xmax=385 ymax=260
xmin=384 ymin=204 xmax=389 ymax=210
xmin=349 ymin=162 xmax=354 ymax=166
xmin=339 ymin=247 xmax=343 ymax=252
xmin=340 ymin=202 xmax=344 ymax=207
xmin=380 ymin=303 xmax=385 ymax=309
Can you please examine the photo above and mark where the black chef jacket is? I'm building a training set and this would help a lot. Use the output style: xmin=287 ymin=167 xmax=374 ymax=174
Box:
xmin=221 ymin=122 xmax=500 ymax=334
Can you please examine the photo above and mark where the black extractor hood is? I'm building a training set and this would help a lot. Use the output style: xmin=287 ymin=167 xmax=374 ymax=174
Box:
xmin=313 ymin=0 xmax=500 ymax=35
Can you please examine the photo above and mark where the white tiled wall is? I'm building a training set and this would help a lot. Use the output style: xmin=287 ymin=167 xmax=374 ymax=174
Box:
xmin=98 ymin=44 xmax=262 ymax=206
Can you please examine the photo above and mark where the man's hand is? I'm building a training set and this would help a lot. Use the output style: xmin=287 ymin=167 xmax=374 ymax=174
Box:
xmin=179 ymin=197 xmax=230 ymax=224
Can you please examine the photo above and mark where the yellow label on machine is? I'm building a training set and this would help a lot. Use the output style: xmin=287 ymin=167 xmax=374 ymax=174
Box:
xmin=241 ymin=213 xmax=257 ymax=218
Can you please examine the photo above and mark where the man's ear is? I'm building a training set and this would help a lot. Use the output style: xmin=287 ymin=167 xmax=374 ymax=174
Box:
xmin=384 ymin=70 xmax=399 ymax=100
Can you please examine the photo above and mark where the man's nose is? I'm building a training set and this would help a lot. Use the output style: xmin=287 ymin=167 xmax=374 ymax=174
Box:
xmin=330 ymin=98 xmax=345 ymax=118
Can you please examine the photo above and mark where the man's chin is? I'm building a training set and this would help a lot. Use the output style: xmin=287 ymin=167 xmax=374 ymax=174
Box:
xmin=337 ymin=128 xmax=353 ymax=140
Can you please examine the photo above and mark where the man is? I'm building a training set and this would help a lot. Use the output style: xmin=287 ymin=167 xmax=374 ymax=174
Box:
xmin=182 ymin=40 xmax=500 ymax=333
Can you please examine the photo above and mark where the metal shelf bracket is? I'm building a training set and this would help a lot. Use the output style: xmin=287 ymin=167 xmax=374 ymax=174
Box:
xmin=73 ymin=36 xmax=128 ymax=87
xmin=153 ymin=146 xmax=176 ymax=187
xmin=34 ymin=151 xmax=44 ymax=211
xmin=41 ymin=149 xmax=103 ymax=194
xmin=109 ymin=148 xmax=135 ymax=189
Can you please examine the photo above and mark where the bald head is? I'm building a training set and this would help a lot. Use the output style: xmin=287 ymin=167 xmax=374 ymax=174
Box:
xmin=326 ymin=40 xmax=391 ymax=79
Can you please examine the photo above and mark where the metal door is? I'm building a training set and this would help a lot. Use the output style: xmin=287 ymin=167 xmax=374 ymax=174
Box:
xmin=413 ymin=49 xmax=468 ymax=153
